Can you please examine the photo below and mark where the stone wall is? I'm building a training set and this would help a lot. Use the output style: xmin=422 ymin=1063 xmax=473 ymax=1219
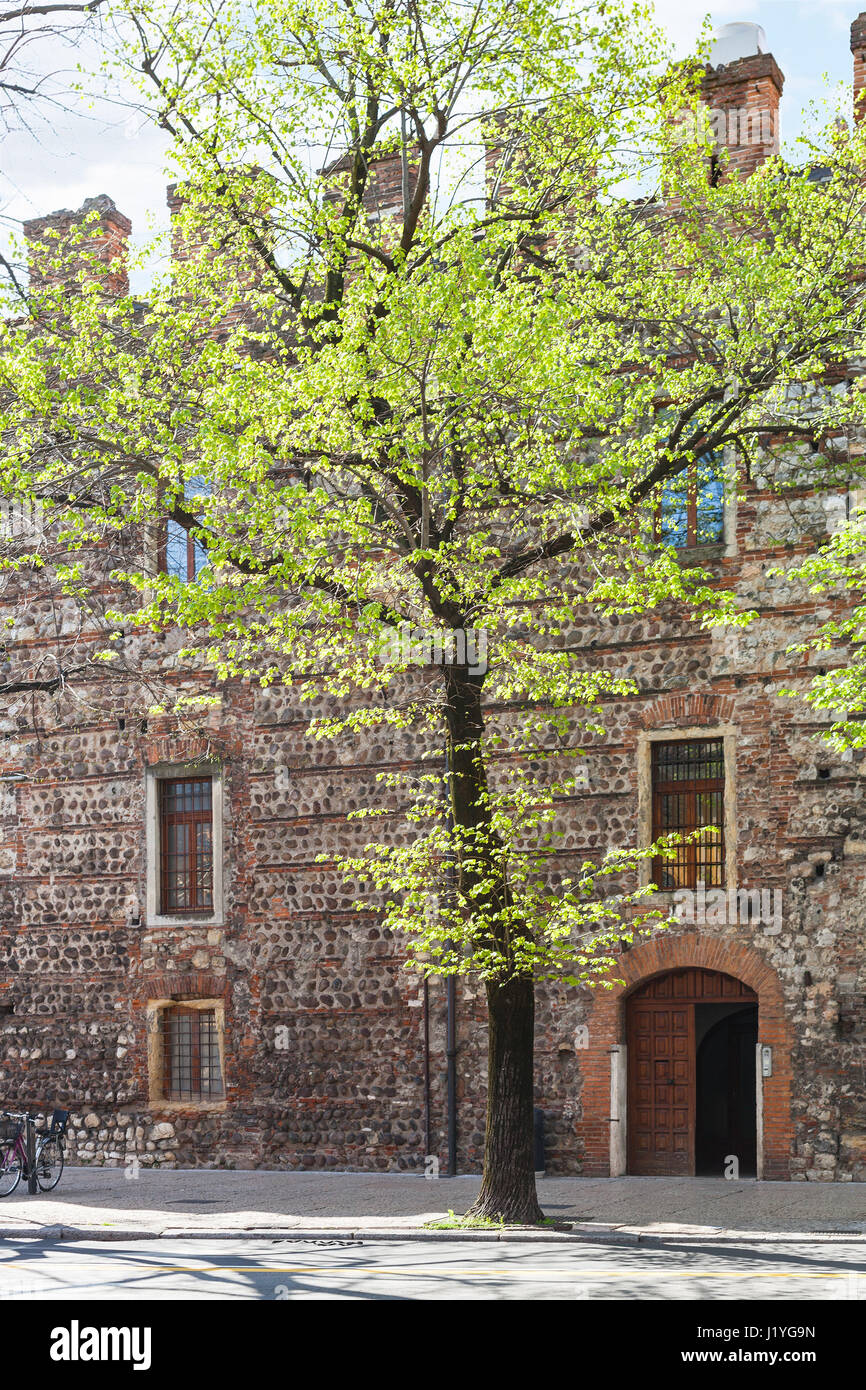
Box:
xmin=2 ymin=17 xmax=866 ymax=1179
xmin=2 ymin=460 xmax=865 ymax=1179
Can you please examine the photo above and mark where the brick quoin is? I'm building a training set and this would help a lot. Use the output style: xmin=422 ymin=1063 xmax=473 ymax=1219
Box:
xmin=580 ymin=934 xmax=794 ymax=1179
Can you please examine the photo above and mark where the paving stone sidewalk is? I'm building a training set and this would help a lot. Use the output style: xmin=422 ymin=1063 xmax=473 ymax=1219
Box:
xmin=1 ymin=1170 xmax=865 ymax=1243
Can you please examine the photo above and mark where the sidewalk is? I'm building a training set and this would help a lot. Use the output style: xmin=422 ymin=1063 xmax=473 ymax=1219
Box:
xmin=1 ymin=1170 xmax=865 ymax=1245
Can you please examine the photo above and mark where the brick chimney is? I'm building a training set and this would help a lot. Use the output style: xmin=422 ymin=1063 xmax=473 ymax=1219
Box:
xmin=23 ymin=195 xmax=131 ymax=297
xmin=320 ymin=147 xmax=421 ymax=227
xmin=166 ymin=173 xmax=274 ymax=281
xmin=851 ymin=13 xmax=866 ymax=123
xmin=485 ymin=114 xmax=518 ymax=206
xmin=700 ymin=49 xmax=784 ymax=179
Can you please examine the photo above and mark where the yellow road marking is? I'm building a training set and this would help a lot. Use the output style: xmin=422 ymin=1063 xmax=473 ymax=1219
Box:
xmin=0 ymin=1263 xmax=855 ymax=1279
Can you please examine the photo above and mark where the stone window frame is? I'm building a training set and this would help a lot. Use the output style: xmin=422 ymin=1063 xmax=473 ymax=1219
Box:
xmin=145 ymin=761 xmax=225 ymax=927
xmin=146 ymin=996 xmax=227 ymax=1111
xmin=637 ymin=725 xmax=738 ymax=896
xmin=722 ymin=444 xmax=738 ymax=557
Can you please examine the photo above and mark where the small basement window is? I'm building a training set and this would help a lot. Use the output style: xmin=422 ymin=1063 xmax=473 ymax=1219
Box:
xmin=147 ymin=999 xmax=226 ymax=1107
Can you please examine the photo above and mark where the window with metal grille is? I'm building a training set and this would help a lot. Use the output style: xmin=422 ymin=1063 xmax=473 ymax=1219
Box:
xmin=0 ymin=498 xmax=43 ymax=540
xmin=651 ymin=739 xmax=725 ymax=890
xmin=658 ymin=451 xmax=725 ymax=549
xmin=161 ymin=1006 xmax=224 ymax=1102
xmin=159 ymin=777 xmax=214 ymax=914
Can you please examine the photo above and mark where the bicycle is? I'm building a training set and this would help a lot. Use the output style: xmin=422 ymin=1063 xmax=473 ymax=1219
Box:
xmin=0 ymin=1108 xmax=68 ymax=1196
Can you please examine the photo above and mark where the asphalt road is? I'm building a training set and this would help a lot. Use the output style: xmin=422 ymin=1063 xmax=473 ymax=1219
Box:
xmin=0 ymin=1236 xmax=864 ymax=1300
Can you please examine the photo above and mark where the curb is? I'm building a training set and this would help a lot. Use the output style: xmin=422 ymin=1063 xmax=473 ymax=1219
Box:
xmin=1 ymin=1224 xmax=865 ymax=1247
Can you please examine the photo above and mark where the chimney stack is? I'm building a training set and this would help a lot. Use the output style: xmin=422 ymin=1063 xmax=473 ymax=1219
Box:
xmin=23 ymin=195 xmax=131 ymax=298
xmin=320 ymin=147 xmax=421 ymax=229
xmin=701 ymin=24 xmax=784 ymax=179
xmin=166 ymin=173 xmax=273 ymax=281
xmin=851 ymin=13 xmax=866 ymax=123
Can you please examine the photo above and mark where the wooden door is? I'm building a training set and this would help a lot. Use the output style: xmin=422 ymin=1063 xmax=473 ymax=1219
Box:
xmin=627 ymin=998 xmax=694 ymax=1176
xmin=625 ymin=969 xmax=758 ymax=1177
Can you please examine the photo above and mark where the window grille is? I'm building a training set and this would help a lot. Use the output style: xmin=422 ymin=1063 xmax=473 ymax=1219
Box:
xmin=651 ymin=738 xmax=725 ymax=890
xmin=161 ymin=1006 xmax=224 ymax=1101
xmin=164 ymin=519 xmax=208 ymax=580
xmin=158 ymin=777 xmax=214 ymax=914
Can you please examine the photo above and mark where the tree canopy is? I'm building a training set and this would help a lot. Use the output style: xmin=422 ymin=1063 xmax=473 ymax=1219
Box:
xmin=3 ymin=0 xmax=866 ymax=1219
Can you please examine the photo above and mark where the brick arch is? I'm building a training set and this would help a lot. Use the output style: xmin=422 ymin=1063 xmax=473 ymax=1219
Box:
xmin=637 ymin=693 xmax=736 ymax=730
xmin=579 ymin=933 xmax=793 ymax=1180
xmin=135 ymin=971 xmax=229 ymax=1005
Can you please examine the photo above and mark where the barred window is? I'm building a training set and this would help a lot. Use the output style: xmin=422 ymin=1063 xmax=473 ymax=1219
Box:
xmin=161 ymin=1006 xmax=224 ymax=1102
xmin=652 ymin=739 xmax=725 ymax=890
xmin=658 ymin=451 xmax=725 ymax=549
xmin=0 ymin=498 xmax=43 ymax=540
xmin=159 ymin=777 xmax=214 ymax=914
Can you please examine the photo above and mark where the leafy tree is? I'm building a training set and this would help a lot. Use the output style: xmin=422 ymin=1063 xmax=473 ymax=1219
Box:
xmin=0 ymin=0 xmax=105 ymax=136
xmin=3 ymin=0 xmax=866 ymax=1221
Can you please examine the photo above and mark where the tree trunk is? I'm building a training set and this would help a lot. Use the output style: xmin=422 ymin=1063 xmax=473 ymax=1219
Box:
xmin=443 ymin=665 xmax=544 ymax=1225
xmin=465 ymin=972 xmax=544 ymax=1224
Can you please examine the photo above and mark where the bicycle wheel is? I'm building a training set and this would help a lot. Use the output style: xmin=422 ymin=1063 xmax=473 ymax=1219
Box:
xmin=36 ymin=1137 xmax=63 ymax=1192
xmin=0 ymin=1145 xmax=23 ymax=1196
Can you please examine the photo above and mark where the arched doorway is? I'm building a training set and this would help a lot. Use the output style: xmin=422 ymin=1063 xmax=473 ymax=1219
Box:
xmin=626 ymin=968 xmax=758 ymax=1177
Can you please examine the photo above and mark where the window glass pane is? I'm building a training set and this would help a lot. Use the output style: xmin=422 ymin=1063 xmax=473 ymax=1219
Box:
xmin=200 ymin=1011 xmax=222 ymax=1096
xmin=191 ymin=537 xmax=209 ymax=577
xmin=186 ymin=478 xmax=210 ymax=576
xmin=658 ymin=473 xmax=689 ymax=547
xmin=164 ymin=822 xmax=190 ymax=910
xmin=185 ymin=476 xmax=211 ymax=502
xmin=165 ymin=518 xmax=189 ymax=579
xmin=653 ymin=740 xmax=724 ymax=782
xmin=168 ymin=1011 xmax=193 ymax=1096
xmin=195 ymin=820 xmax=214 ymax=908
xmin=164 ymin=478 xmax=210 ymax=582
xmin=695 ymin=451 xmax=725 ymax=544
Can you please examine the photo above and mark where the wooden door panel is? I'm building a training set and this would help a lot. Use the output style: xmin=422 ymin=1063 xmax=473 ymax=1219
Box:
xmin=627 ymin=998 xmax=695 ymax=1175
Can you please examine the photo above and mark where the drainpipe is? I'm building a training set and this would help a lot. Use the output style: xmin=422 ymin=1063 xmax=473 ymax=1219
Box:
xmin=422 ymin=976 xmax=432 ymax=1161
xmin=444 ymin=734 xmax=458 ymax=1176
xmin=446 ymin=975 xmax=457 ymax=1175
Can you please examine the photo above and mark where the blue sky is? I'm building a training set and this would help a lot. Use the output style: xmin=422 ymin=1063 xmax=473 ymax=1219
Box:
xmin=2 ymin=2 xmax=863 ymax=289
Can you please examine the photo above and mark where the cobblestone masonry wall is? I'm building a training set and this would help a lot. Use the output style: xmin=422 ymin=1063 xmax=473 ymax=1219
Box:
xmin=1 ymin=24 xmax=866 ymax=1179
xmin=1 ymin=461 xmax=864 ymax=1180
